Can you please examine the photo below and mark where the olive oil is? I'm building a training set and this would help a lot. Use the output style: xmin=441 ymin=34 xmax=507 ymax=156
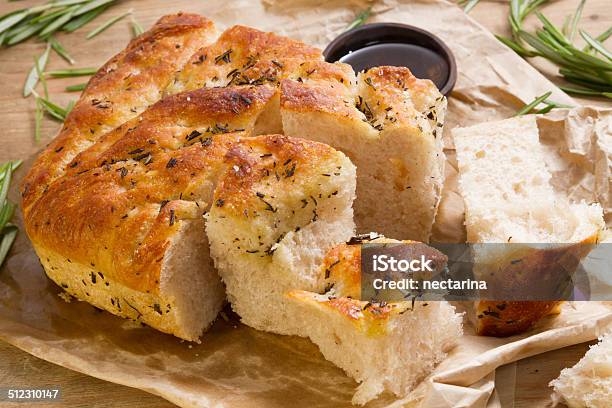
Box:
xmin=339 ymin=42 xmax=449 ymax=90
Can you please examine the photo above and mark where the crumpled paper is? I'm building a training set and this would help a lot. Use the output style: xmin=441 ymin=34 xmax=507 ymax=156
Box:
xmin=1 ymin=0 xmax=610 ymax=407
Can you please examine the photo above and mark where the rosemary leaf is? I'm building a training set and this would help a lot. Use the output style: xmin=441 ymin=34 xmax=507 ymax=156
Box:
xmin=559 ymin=85 xmax=600 ymax=96
xmin=72 ymin=0 xmax=116 ymax=18
xmin=39 ymin=5 xmax=79 ymax=38
xmin=49 ymin=36 xmax=75 ymax=64
xmin=345 ymin=7 xmax=371 ymax=31
xmin=568 ymin=0 xmax=586 ymax=42
xmin=65 ymin=100 xmax=76 ymax=114
xmin=579 ymin=30 xmax=612 ymax=61
xmin=515 ymin=91 xmax=552 ymax=116
xmin=0 ymin=225 xmax=18 ymax=269
xmin=463 ymin=0 xmax=480 ymax=14
xmin=0 ymin=162 xmax=13 ymax=209
xmin=0 ymin=202 xmax=15 ymax=233
xmin=33 ymin=91 xmax=69 ymax=121
xmin=0 ymin=160 xmax=19 ymax=268
xmin=131 ymin=16 xmax=144 ymax=37
xmin=65 ymin=82 xmax=87 ymax=92
xmin=495 ymin=34 xmax=538 ymax=57
xmin=34 ymin=55 xmax=48 ymax=99
xmin=0 ymin=9 xmax=28 ymax=35
xmin=62 ymin=3 xmax=111 ymax=32
xmin=5 ymin=20 xmax=46 ymax=45
xmin=46 ymin=67 xmax=97 ymax=77
xmin=35 ymin=98 xmax=43 ymax=142
xmin=86 ymin=8 xmax=130 ymax=39
xmin=23 ymin=43 xmax=51 ymax=97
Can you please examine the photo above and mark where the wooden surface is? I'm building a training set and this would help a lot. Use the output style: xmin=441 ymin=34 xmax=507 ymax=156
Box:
xmin=0 ymin=0 xmax=610 ymax=407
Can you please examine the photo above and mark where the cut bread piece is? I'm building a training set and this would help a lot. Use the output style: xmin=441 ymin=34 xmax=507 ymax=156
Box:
xmin=205 ymin=138 xmax=357 ymax=336
xmin=281 ymin=66 xmax=446 ymax=241
xmin=550 ymin=333 xmax=612 ymax=408
xmin=453 ymin=115 xmax=605 ymax=336
xmin=287 ymin=237 xmax=463 ymax=405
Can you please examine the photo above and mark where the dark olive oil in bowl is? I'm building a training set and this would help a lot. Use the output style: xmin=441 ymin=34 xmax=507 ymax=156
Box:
xmin=339 ymin=43 xmax=449 ymax=91
xmin=324 ymin=23 xmax=457 ymax=95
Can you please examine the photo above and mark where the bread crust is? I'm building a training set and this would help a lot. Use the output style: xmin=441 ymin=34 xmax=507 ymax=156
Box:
xmin=22 ymin=13 xmax=217 ymax=212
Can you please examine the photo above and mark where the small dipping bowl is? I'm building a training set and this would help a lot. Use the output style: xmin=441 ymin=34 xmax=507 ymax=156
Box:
xmin=324 ymin=23 xmax=457 ymax=95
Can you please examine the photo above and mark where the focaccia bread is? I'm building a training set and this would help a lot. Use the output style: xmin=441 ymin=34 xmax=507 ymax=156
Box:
xmin=286 ymin=236 xmax=463 ymax=405
xmin=453 ymin=115 xmax=604 ymax=336
xmin=22 ymin=14 xmax=446 ymax=340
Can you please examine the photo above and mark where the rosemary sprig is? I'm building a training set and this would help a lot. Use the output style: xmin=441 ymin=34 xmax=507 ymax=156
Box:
xmin=515 ymin=91 xmax=573 ymax=115
xmin=0 ymin=160 xmax=21 ymax=269
xmin=23 ymin=43 xmax=50 ymax=97
xmin=86 ymin=8 xmax=131 ymax=39
xmin=0 ymin=0 xmax=118 ymax=46
xmin=496 ymin=0 xmax=612 ymax=98
xmin=345 ymin=7 xmax=371 ymax=31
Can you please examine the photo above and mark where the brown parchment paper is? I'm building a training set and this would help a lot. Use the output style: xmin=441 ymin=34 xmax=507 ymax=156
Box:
xmin=1 ymin=1 xmax=611 ymax=407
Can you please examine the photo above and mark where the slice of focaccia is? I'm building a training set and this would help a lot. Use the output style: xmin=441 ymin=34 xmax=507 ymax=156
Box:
xmin=453 ymin=115 xmax=604 ymax=336
xmin=287 ymin=237 xmax=463 ymax=405
xmin=281 ymin=66 xmax=446 ymax=241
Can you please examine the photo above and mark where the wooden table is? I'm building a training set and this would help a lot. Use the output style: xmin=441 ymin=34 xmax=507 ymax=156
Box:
xmin=0 ymin=1 xmax=609 ymax=407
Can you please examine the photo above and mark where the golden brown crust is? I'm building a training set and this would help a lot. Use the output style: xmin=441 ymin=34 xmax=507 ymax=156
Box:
xmin=287 ymin=290 xmax=430 ymax=337
xmin=171 ymin=25 xmax=322 ymax=92
xmin=280 ymin=78 xmax=359 ymax=120
xmin=21 ymin=13 xmax=217 ymax=211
